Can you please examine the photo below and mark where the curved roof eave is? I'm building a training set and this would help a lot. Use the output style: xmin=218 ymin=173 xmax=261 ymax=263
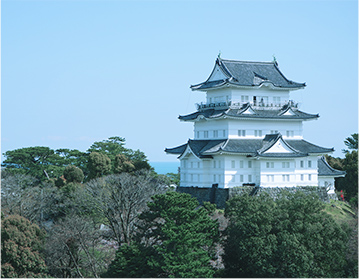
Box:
xmin=191 ymin=82 xmax=305 ymax=91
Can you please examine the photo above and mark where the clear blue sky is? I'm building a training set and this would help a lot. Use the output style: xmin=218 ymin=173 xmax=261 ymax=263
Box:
xmin=2 ymin=0 xmax=358 ymax=162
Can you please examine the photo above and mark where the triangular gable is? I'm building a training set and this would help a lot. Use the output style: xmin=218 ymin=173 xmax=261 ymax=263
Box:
xmin=259 ymin=134 xmax=301 ymax=155
xmin=207 ymin=63 xmax=229 ymax=82
xmin=279 ymin=107 xmax=297 ymax=116
xmin=178 ymin=144 xmax=201 ymax=160
xmin=263 ymin=138 xmax=295 ymax=153
xmin=239 ymin=104 xmax=256 ymax=115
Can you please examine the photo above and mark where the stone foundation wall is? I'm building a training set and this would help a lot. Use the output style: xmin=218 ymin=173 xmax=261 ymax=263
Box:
xmin=176 ymin=185 xmax=334 ymax=209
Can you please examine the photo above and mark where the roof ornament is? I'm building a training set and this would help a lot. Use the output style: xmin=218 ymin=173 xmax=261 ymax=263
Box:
xmin=272 ymin=54 xmax=278 ymax=66
xmin=218 ymin=50 xmax=221 ymax=58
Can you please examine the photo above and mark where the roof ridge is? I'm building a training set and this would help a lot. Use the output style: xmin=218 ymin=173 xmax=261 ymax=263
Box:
xmin=220 ymin=58 xmax=275 ymax=64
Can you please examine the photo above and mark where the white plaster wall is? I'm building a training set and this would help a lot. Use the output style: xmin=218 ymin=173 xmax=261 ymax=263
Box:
xmin=227 ymin=119 xmax=303 ymax=139
xmin=205 ymin=87 xmax=291 ymax=105
xmin=180 ymin=154 xmax=321 ymax=189
xmin=318 ymin=176 xmax=335 ymax=194
xmin=194 ymin=120 xmax=229 ymax=139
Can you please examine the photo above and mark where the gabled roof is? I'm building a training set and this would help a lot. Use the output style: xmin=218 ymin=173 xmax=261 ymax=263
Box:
xmin=190 ymin=58 xmax=306 ymax=91
xmin=256 ymin=134 xmax=305 ymax=157
xmin=165 ymin=133 xmax=334 ymax=159
xmin=179 ymin=103 xmax=319 ymax=121
xmin=318 ymin=156 xmax=346 ymax=177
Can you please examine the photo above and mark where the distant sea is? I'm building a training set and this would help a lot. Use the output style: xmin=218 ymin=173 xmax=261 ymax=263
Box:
xmin=150 ymin=162 xmax=180 ymax=175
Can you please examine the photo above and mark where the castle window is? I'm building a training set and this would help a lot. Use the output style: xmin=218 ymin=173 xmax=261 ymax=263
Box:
xmin=238 ymin=130 xmax=246 ymax=137
xmin=213 ymin=161 xmax=216 ymax=168
xmin=282 ymin=162 xmax=290 ymax=168
xmin=240 ymin=161 xmax=244 ymax=168
xmin=213 ymin=174 xmax=217 ymax=182
xmin=308 ymin=161 xmax=312 ymax=168
xmin=241 ymin=95 xmax=249 ymax=102
xmin=300 ymin=160 xmax=304 ymax=168
xmin=267 ymin=175 xmax=274 ymax=182
xmin=266 ymin=162 xmax=274 ymax=168
xmin=286 ymin=130 xmax=294 ymax=137
xmin=270 ymin=130 xmax=278 ymax=134
xmin=197 ymin=162 xmax=200 ymax=168
xmin=204 ymin=131 xmax=208 ymax=138
xmin=231 ymin=160 xmax=235 ymax=168
xmin=248 ymin=161 xmax=252 ymax=168
xmin=248 ymin=175 xmax=252 ymax=182
xmin=282 ymin=175 xmax=290 ymax=182
xmin=196 ymin=131 xmax=200 ymax=138
xmin=255 ymin=130 xmax=262 ymax=137
xmin=308 ymin=174 xmax=312 ymax=181
xmin=222 ymin=130 xmax=226 ymax=137
xmin=301 ymin=174 xmax=304 ymax=181
xmin=213 ymin=130 xmax=218 ymax=138
xmin=232 ymin=175 xmax=236 ymax=183
xmin=191 ymin=162 xmax=193 ymax=168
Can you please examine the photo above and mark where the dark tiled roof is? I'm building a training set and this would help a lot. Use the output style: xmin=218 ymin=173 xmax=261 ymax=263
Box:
xmin=179 ymin=104 xmax=318 ymax=121
xmin=286 ymin=140 xmax=334 ymax=154
xmin=318 ymin=156 xmax=346 ymax=177
xmin=191 ymin=58 xmax=306 ymax=90
xmin=165 ymin=134 xmax=333 ymax=158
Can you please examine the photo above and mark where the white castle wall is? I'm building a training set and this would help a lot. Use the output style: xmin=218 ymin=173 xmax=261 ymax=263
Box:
xmin=180 ymin=153 xmax=320 ymax=189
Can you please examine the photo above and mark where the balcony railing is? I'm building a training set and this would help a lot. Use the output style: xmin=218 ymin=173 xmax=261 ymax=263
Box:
xmin=196 ymin=100 xmax=299 ymax=111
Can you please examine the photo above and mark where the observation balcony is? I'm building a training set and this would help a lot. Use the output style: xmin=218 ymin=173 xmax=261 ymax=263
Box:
xmin=196 ymin=100 xmax=299 ymax=111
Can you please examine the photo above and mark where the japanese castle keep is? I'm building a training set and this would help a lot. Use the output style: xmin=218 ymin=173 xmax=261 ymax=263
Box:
xmin=165 ymin=57 xmax=345 ymax=193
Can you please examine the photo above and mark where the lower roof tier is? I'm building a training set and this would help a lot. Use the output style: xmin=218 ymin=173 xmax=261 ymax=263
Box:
xmin=165 ymin=133 xmax=334 ymax=159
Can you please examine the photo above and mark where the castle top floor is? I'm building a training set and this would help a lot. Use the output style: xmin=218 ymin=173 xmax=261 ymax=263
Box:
xmin=191 ymin=57 xmax=306 ymax=92
xmin=190 ymin=57 xmax=306 ymax=109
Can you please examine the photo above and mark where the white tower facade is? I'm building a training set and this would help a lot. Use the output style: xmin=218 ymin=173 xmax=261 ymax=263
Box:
xmin=166 ymin=57 xmax=345 ymax=191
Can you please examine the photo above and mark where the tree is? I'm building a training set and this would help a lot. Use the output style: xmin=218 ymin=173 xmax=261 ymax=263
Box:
xmin=1 ymin=172 xmax=59 ymax=225
xmin=1 ymin=215 xmax=48 ymax=278
xmin=343 ymin=133 xmax=358 ymax=154
xmin=326 ymin=133 xmax=358 ymax=203
xmin=45 ymin=214 xmax=114 ymax=278
xmin=2 ymin=146 xmax=66 ymax=181
xmin=113 ymin=154 xmax=135 ymax=174
xmin=64 ymin=165 xmax=84 ymax=183
xmin=86 ymin=171 xmax=167 ymax=245
xmin=87 ymin=152 xmax=111 ymax=179
xmin=223 ymin=191 xmax=349 ymax=278
xmin=87 ymin=136 xmax=153 ymax=173
xmin=336 ymin=150 xmax=358 ymax=203
xmin=104 ymin=192 xmax=220 ymax=278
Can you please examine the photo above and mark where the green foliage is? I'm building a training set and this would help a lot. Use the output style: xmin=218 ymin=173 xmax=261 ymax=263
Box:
xmin=87 ymin=136 xmax=153 ymax=173
xmin=55 ymin=148 xmax=88 ymax=170
xmin=325 ymin=133 xmax=358 ymax=203
xmin=165 ymin=172 xmax=180 ymax=185
xmin=223 ymin=191 xmax=350 ymax=278
xmin=343 ymin=133 xmax=358 ymax=154
xmin=87 ymin=152 xmax=111 ymax=179
xmin=2 ymin=146 xmax=65 ymax=181
xmin=87 ymin=171 xmax=168 ymax=245
xmin=1 ymin=215 xmax=48 ymax=278
xmin=63 ymin=165 xmax=84 ymax=183
xmin=87 ymin=136 xmax=127 ymax=165
xmin=328 ymin=150 xmax=358 ymax=203
xmin=114 ymin=154 xmax=135 ymax=174
xmin=105 ymin=192 xmax=219 ymax=278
